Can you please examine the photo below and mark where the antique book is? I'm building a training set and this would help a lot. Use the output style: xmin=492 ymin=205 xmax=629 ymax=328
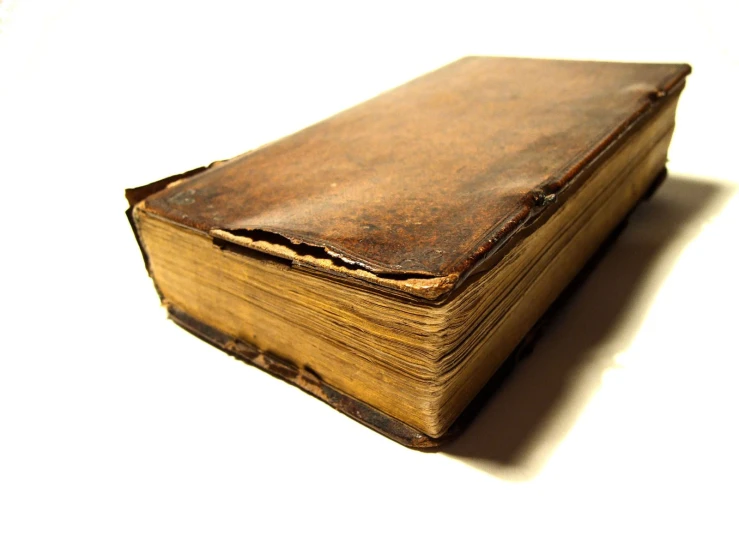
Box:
xmin=126 ymin=57 xmax=691 ymax=447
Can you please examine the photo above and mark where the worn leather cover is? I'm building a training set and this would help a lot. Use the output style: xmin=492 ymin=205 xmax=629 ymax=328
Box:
xmin=134 ymin=56 xmax=690 ymax=300
xmin=126 ymin=57 xmax=690 ymax=446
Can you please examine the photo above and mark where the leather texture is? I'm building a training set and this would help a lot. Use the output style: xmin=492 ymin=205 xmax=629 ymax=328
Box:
xmin=138 ymin=57 xmax=690 ymax=292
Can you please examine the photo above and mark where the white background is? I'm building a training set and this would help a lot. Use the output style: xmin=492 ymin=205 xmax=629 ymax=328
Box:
xmin=1 ymin=1 xmax=738 ymax=552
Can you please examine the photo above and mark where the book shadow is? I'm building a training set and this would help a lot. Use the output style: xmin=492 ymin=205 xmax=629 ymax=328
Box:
xmin=441 ymin=174 xmax=734 ymax=480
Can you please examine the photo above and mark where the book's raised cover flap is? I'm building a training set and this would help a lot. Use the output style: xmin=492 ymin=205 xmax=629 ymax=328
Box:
xmin=130 ymin=57 xmax=690 ymax=299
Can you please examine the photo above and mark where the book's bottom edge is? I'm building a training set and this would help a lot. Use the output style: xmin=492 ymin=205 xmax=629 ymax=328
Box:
xmin=167 ymin=167 xmax=668 ymax=450
xmin=167 ymin=305 xmax=438 ymax=448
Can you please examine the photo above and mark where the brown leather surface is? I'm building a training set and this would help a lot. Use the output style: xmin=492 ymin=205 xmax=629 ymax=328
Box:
xmin=141 ymin=57 xmax=690 ymax=284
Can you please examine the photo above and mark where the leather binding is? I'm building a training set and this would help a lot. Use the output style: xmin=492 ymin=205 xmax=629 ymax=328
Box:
xmin=126 ymin=57 xmax=690 ymax=447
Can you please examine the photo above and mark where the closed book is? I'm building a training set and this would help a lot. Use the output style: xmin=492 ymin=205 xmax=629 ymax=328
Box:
xmin=126 ymin=56 xmax=691 ymax=447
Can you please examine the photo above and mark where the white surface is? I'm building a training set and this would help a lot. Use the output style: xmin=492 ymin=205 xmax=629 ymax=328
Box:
xmin=1 ymin=1 xmax=738 ymax=552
